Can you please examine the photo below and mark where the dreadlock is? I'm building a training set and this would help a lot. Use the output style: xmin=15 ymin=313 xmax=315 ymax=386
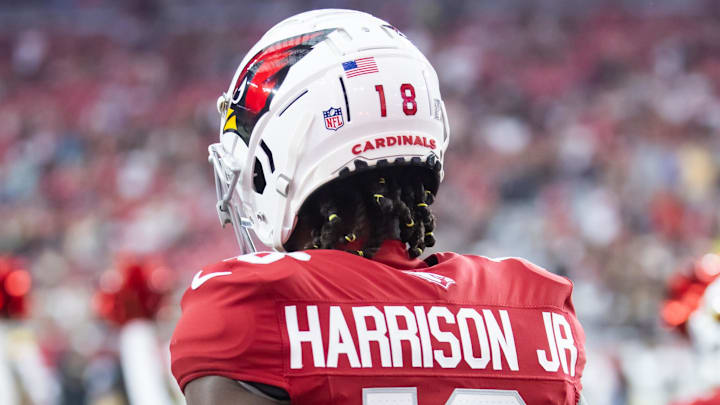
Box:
xmin=288 ymin=166 xmax=438 ymax=259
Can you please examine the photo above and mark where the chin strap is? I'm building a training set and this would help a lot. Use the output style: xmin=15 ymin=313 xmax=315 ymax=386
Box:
xmin=209 ymin=143 xmax=256 ymax=254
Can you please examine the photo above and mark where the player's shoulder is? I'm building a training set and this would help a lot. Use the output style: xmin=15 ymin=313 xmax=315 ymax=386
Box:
xmin=209 ymin=250 xmax=312 ymax=275
xmin=489 ymin=255 xmax=571 ymax=284
xmin=185 ymin=248 xmax=360 ymax=294
xmin=457 ymin=253 xmax=574 ymax=292
xmin=449 ymin=253 xmax=581 ymax=320
xmin=189 ymin=251 xmax=312 ymax=290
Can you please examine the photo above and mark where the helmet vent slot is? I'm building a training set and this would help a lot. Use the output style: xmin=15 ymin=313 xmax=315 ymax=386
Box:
xmin=259 ymin=140 xmax=276 ymax=172
xmin=253 ymin=158 xmax=267 ymax=194
xmin=339 ymin=77 xmax=351 ymax=122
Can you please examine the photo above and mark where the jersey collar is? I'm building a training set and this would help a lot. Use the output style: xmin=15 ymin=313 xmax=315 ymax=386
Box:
xmin=371 ymin=239 xmax=428 ymax=270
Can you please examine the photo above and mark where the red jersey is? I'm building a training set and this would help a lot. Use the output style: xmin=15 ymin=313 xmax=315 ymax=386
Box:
xmin=171 ymin=240 xmax=586 ymax=404
xmin=673 ymin=390 xmax=720 ymax=405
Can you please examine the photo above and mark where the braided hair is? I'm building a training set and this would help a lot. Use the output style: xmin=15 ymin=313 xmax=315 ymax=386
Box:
xmin=287 ymin=166 xmax=437 ymax=259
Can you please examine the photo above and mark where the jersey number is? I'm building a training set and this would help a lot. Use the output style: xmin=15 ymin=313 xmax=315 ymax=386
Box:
xmin=363 ymin=388 xmax=526 ymax=405
xmin=229 ymin=251 xmax=310 ymax=264
xmin=374 ymin=83 xmax=417 ymax=116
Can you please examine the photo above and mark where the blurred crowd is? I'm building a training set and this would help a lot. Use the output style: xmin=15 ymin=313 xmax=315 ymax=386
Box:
xmin=2 ymin=0 xmax=720 ymax=404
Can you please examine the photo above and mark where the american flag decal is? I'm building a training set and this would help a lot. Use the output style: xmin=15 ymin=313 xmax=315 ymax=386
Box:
xmin=342 ymin=57 xmax=379 ymax=78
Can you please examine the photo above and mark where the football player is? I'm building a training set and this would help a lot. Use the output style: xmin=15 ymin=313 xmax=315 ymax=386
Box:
xmin=684 ymin=277 xmax=720 ymax=405
xmin=0 ymin=256 xmax=57 ymax=405
xmin=170 ymin=9 xmax=587 ymax=405
xmin=663 ymin=257 xmax=720 ymax=405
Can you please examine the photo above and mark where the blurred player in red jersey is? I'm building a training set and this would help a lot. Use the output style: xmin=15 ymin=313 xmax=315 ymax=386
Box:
xmin=0 ymin=256 xmax=57 ymax=405
xmin=663 ymin=256 xmax=720 ymax=405
xmin=170 ymin=9 xmax=587 ymax=405
xmin=94 ymin=256 xmax=180 ymax=405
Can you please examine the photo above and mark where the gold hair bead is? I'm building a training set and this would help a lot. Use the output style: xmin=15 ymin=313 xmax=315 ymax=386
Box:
xmin=328 ymin=214 xmax=338 ymax=222
xmin=356 ymin=250 xmax=364 ymax=257
xmin=312 ymin=244 xmax=319 ymax=249
xmin=405 ymin=219 xmax=415 ymax=228
xmin=414 ymin=247 xmax=423 ymax=255
xmin=425 ymin=190 xmax=432 ymax=196
xmin=379 ymin=177 xmax=386 ymax=184
xmin=373 ymin=194 xmax=384 ymax=204
xmin=417 ymin=203 xmax=428 ymax=208
xmin=345 ymin=233 xmax=357 ymax=243
xmin=425 ymin=232 xmax=434 ymax=236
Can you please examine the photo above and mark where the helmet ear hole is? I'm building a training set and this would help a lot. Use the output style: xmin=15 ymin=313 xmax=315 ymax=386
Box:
xmin=252 ymin=158 xmax=267 ymax=194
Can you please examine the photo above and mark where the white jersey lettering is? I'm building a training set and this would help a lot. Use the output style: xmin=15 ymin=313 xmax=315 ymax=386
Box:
xmin=427 ymin=306 xmax=461 ymax=368
xmin=353 ymin=306 xmax=392 ymax=368
xmin=327 ymin=306 xmax=360 ymax=368
xmin=385 ymin=306 xmax=421 ymax=367
xmin=552 ymin=312 xmax=577 ymax=376
xmin=483 ymin=309 xmax=519 ymax=371
xmin=413 ymin=306 xmax=434 ymax=368
xmin=286 ymin=305 xmax=325 ymax=369
xmin=456 ymin=308 xmax=490 ymax=369
xmin=536 ymin=311 xmax=577 ymax=376
xmin=283 ymin=305 xmax=576 ymax=376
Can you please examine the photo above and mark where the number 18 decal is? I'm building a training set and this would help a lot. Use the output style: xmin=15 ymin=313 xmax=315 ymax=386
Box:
xmin=400 ymin=83 xmax=417 ymax=115
xmin=374 ymin=83 xmax=418 ymax=117
xmin=363 ymin=388 xmax=526 ymax=405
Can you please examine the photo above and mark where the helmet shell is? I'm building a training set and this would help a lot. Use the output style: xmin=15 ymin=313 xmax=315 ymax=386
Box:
xmin=213 ymin=9 xmax=449 ymax=250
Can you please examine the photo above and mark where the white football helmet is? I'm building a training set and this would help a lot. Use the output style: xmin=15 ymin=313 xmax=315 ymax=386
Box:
xmin=209 ymin=9 xmax=450 ymax=253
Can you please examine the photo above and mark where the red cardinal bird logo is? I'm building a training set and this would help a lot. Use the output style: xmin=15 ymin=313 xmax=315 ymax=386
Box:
xmin=223 ymin=29 xmax=335 ymax=145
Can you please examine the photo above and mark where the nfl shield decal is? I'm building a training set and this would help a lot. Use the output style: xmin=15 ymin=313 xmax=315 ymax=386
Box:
xmin=323 ymin=107 xmax=344 ymax=131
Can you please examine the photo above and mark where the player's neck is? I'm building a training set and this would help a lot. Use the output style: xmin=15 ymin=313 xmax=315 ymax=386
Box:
xmin=371 ymin=239 xmax=426 ymax=269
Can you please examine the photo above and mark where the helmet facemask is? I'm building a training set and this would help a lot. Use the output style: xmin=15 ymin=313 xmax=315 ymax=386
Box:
xmin=209 ymin=130 xmax=257 ymax=254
